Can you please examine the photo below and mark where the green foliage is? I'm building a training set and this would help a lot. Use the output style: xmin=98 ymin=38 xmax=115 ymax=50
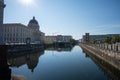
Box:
xmin=44 ymin=41 xmax=54 ymax=45
xmin=104 ymin=35 xmax=120 ymax=44
xmin=111 ymin=36 xmax=116 ymax=43
xmin=70 ymin=39 xmax=78 ymax=45
xmin=111 ymin=35 xmax=120 ymax=43
xmin=89 ymin=39 xmax=96 ymax=44
xmin=104 ymin=37 xmax=112 ymax=44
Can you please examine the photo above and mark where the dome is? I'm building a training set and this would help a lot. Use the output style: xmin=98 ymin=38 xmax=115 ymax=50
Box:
xmin=29 ymin=16 xmax=38 ymax=24
xmin=28 ymin=16 xmax=40 ymax=31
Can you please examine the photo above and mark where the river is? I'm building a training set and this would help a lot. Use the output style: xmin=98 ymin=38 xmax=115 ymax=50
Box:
xmin=7 ymin=46 xmax=119 ymax=80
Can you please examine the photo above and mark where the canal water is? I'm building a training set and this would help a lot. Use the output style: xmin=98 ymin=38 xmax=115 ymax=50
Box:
xmin=8 ymin=46 xmax=117 ymax=80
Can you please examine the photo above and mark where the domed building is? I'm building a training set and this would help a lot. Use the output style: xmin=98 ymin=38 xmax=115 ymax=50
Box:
xmin=28 ymin=16 xmax=39 ymax=31
xmin=0 ymin=0 xmax=45 ymax=44
xmin=28 ymin=16 xmax=45 ymax=43
xmin=2 ymin=16 xmax=45 ymax=44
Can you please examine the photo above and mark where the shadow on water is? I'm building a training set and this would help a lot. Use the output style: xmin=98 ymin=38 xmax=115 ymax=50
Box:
xmin=82 ymin=49 xmax=120 ymax=80
xmin=0 ymin=46 xmax=11 ymax=80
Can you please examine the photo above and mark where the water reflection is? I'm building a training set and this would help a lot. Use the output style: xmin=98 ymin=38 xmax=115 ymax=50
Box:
xmin=1 ymin=45 xmax=120 ymax=80
xmin=8 ymin=50 xmax=44 ymax=72
xmin=46 ymin=46 xmax=74 ymax=52
xmin=8 ymin=46 xmax=74 ymax=72
xmin=82 ymin=49 xmax=120 ymax=80
xmin=0 ymin=46 xmax=11 ymax=80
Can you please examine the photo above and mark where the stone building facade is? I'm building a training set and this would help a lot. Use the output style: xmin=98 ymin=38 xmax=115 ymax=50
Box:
xmin=3 ymin=17 xmax=45 ymax=44
xmin=0 ymin=0 xmax=45 ymax=45
xmin=45 ymin=35 xmax=72 ymax=43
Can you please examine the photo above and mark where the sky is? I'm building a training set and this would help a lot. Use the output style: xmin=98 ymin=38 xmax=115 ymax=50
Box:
xmin=4 ymin=0 xmax=120 ymax=39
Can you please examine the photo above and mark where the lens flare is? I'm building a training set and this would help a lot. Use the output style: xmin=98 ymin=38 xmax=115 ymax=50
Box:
xmin=18 ymin=0 xmax=34 ymax=6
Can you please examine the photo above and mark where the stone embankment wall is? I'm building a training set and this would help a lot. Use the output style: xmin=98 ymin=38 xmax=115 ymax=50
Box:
xmin=7 ymin=44 xmax=44 ymax=53
xmin=80 ymin=43 xmax=120 ymax=71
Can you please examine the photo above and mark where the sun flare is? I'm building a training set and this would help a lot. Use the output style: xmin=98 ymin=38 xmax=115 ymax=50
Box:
xmin=18 ymin=0 xmax=34 ymax=6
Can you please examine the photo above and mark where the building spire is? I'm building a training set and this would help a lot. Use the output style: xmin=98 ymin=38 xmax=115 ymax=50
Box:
xmin=33 ymin=16 xmax=35 ymax=20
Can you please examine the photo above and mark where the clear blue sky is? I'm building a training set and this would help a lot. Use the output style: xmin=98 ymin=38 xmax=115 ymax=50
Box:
xmin=4 ymin=0 xmax=120 ymax=39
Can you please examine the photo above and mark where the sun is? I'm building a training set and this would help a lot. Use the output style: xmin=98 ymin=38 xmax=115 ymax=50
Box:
xmin=18 ymin=0 xmax=34 ymax=6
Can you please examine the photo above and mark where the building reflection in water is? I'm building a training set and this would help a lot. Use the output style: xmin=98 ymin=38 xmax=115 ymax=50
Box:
xmin=0 ymin=46 xmax=11 ymax=80
xmin=7 ymin=46 xmax=74 ymax=73
xmin=46 ymin=46 xmax=74 ymax=52
xmin=8 ymin=50 xmax=44 ymax=72
xmin=82 ymin=49 xmax=120 ymax=80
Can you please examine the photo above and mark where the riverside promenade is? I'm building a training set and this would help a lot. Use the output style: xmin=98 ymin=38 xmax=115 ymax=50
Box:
xmin=79 ymin=43 xmax=120 ymax=71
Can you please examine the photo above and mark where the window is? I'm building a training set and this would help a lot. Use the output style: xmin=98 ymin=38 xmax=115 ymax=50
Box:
xmin=7 ymin=34 xmax=9 ymax=37
xmin=9 ymin=38 xmax=11 ymax=41
xmin=4 ymin=33 xmax=6 ymax=37
xmin=13 ymin=33 xmax=15 ymax=37
xmin=16 ymin=38 xmax=18 ymax=42
xmin=5 ymin=28 xmax=6 ymax=32
xmin=16 ymin=33 xmax=18 ymax=37
xmin=7 ymin=28 xmax=9 ymax=32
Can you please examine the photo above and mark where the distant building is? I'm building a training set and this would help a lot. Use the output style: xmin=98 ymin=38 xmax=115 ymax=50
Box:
xmin=82 ymin=33 xmax=120 ymax=43
xmin=45 ymin=35 xmax=72 ymax=43
xmin=84 ymin=33 xmax=89 ymax=43
xmin=56 ymin=35 xmax=72 ymax=42
xmin=45 ymin=36 xmax=56 ymax=43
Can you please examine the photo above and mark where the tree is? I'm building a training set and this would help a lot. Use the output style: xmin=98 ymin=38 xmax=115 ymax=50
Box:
xmin=111 ymin=36 xmax=116 ymax=43
xmin=104 ymin=36 xmax=112 ymax=44
xmin=89 ymin=39 xmax=96 ymax=44
xmin=111 ymin=35 xmax=120 ymax=43
xmin=70 ymin=39 xmax=78 ymax=45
